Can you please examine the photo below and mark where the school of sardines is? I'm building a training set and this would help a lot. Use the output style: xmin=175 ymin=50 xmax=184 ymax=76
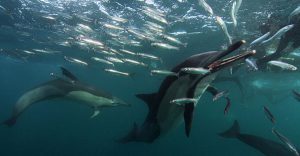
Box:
xmin=2 ymin=0 xmax=300 ymax=155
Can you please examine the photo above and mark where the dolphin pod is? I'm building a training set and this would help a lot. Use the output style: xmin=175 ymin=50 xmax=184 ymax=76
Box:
xmin=3 ymin=67 xmax=130 ymax=126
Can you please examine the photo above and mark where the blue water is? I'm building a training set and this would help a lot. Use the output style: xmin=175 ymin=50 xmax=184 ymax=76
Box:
xmin=1 ymin=0 xmax=300 ymax=155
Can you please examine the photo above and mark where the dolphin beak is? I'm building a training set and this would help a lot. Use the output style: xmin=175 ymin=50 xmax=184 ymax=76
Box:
xmin=208 ymin=50 xmax=256 ymax=72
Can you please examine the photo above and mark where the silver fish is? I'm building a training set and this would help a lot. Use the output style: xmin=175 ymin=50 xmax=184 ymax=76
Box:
xmin=64 ymin=56 xmax=88 ymax=66
xmin=216 ymin=16 xmax=232 ymax=44
xmin=250 ymin=32 xmax=271 ymax=46
xmin=151 ymin=43 xmax=180 ymax=50
xmin=231 ymin=1 xmax=237 ymax=27
xmin=198 ymin=0 xmax=214 ymax=15
xmin=180 ymin=67 xmax=210 ymax=75
xmin=105 ymin=57 xmax=124 ymax=64
xmin=122 ymin=58 xmax=148 ymax=67
xmin=272 ymin=128 xmax=299 ymax=156
xmin=170 ymin=98 xmax=198 ymax=106
xmin=150 ymin=70 xmax=178 ymax=77
xmin=262 ymin=25 xmax=294 ymax=45
xmin=267 ymin=60 xmax=297 ymax=71
xmin=245 ymin=58 xmax=258 ymax=71
xmin=104 ymin=69 xmax=133 ymax=77
xmin=213 ymin=90 xmax=229 ymax=101
xmin=91 ymin=57 xmax=114 ymax=66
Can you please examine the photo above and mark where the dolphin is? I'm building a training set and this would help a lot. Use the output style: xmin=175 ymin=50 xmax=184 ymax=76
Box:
xmin=219 ymin=120 xmax=298 ymax=156
xmin=3 ymin=67 xmax=130 ymax=126
xmin=120 ymin=40 xmax=255 ymax=143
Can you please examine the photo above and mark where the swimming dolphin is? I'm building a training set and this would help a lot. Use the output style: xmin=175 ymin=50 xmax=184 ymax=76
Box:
xmin=3 ymin=67 xmax=130 ymax=126
xmin=219 ymin=120 xmax=298 ymax=156
xmin=120 ymin=40 xmax=255 ymax=143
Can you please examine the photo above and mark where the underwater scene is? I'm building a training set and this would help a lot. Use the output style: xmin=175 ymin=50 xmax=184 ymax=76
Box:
xmin=1 ymin=0 xmax=300 ymax=155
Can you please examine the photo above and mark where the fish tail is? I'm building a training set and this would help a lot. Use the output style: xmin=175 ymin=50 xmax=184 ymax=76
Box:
xmin=219 ymin=120 xmax=240 ymax=138
xmin=3 ymin=117 xmax=17 ymax=127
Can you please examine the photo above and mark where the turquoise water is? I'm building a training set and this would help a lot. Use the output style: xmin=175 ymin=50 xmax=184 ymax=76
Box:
xmin=1 ymin=0 xmax=300 ymax=155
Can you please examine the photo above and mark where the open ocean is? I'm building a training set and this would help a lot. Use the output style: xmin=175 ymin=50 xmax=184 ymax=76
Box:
xmin=1 ymin=0 xmax=300 ymax=155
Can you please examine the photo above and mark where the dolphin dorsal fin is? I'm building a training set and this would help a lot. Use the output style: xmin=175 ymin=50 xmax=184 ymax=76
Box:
xmin=136 ymin=93 xmax=157 ymax=110
xmin=60 ymin=66 xmax=79 ymax=82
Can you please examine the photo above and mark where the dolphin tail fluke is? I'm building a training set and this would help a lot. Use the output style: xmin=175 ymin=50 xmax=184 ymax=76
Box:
xmin=118 ymin=123 xmax=138 ymax=143
xmin=219 ymin=120 xmax=240 ymax=138
xmin=3 ymin=117 xmax=16 ymax=127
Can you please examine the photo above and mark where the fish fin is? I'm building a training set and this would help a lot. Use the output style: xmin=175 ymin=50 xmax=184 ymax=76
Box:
xmin=206 ymin=86 xmax=219 ymax=96
xmin=117 ymin=123 xmax=138 ymax=143
xmin=3 ymin=117 xmax=17 ymax=127
xmin=184 ymin=103 xmax=194 ymax=137
xmin=60 ymin=66 xmax=79 ymax=82
xmin=219 ymin=120 xmax=240 ymax=138
xmin=136 ymin=93 xmax=157 ymax=110
xmin=90 ymin=109 xmax=100 ymax=118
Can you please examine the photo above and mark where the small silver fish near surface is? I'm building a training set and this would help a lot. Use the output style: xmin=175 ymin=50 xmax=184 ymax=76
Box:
xmin=245 ymin=58 xmax=258 ymax=71
xmin=104 ymin=69 xmax=133 ymax=77
xmin=64 ymin=56 xmax=88 ymax=66
xmin=267 ymin=60 xmax=297 ymax=71
xmin=170 ymin=98 xmax=198 ymax=106
xmin=91 ymin=57 xmax=114 ymax=66
xmin=151 ymin=42 xmax=180 ymax=51
xmin=213 ymin=90 xmax=229 ymax=101
xmin=150 ymin=70 xmax=178 ymax=77
xmin=180 ymin=67 xmax=210 ymax=75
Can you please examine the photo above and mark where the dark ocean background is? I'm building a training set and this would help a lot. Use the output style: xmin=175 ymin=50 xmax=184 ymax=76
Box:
xmin=1 ymin=0 xmax=300 ymax=155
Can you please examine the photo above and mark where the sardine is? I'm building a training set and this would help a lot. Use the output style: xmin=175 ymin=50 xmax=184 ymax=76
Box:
xmin=150 ymin=70 xmax=178 ymax=77
xmin=272 ymin=128 xmax=299 ymax=156
xmin=170 ymin=98 xmax=198 ymax=106
xmin=263 ymin=106 xmax=276 ymax=124
xmin=231 ymin=1 xmax=237 ymax=27
xmin=250 ymin=32 xmax=271 ymax=46
xmin=136 ymin=53 xmax=161 ymax=61
xmin=261 ymin=25 xmax=294 ymax=45
xmin=180 ymin=67 xmax=210 ymax=75
xmin=151 ymin=43 xmax=180 ymax=50
xmin=216 ymin=16 xmax=232 ymax=44
xmin=160 ymin=34 xmax=187 ymax=47
xmin=91 ymin=57 xmax=114 ymax=66
xmin=267 ymin=60 xmax=297 ymax=71
xmin=122 ymin=58 xmax=148 ymax=67
xmin=64 ymin=56 xmax=88 ymax=66
xmin=245 ymin=58 xmax=258 ymax=71
xmin=198 ymin=0 xmax=214 ymax=15
xmin=104 ymin=69 xmax=133 ymax=77
xmin=213 ymin=90 xmax=229 ymax=101
xmin=105 ymin=57 xmax=124 ymax=64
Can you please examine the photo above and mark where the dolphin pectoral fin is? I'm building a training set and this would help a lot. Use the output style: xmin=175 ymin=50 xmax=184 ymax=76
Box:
xmin=60 ymin=66 xmax=79 ymax=82
xmin=184 ymin=103 xmax=194 ymax=137
xmin=90 ymin=109 xmax=100 ymax=118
